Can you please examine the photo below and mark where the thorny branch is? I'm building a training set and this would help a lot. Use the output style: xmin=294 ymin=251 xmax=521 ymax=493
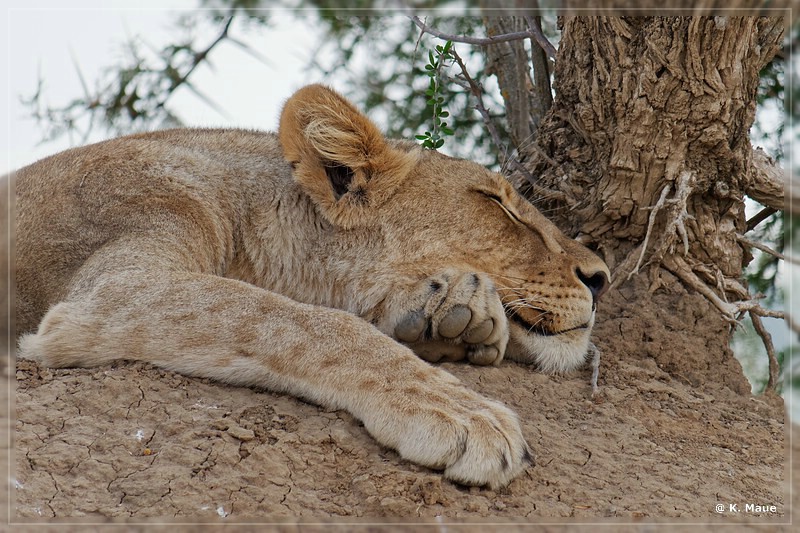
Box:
xmin=26 ymin=12 xmax=240 ymax=143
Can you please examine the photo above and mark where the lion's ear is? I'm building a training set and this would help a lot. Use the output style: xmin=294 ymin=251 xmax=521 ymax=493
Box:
xmin=279 ymin=84 xmax=419 ymax=228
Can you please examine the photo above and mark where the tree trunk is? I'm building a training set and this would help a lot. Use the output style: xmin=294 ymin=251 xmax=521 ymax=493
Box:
xmin=514 ymin=16 xmax=784 ymax=387
xmin=479 ymin=0 xmax=552 ymax=148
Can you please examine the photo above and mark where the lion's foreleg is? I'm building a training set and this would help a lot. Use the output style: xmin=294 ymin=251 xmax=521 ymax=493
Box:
xmin=19 ymin=269 xmax=531 ymax=488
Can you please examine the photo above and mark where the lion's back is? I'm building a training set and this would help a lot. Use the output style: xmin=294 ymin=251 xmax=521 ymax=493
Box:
xmin=13 ymin=129 xmax=288 ymax=335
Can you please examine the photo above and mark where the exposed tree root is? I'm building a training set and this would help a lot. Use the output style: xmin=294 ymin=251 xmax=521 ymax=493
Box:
xmin=611 ymin=168 xmax=787 ymax=393
xmin=664 ymin=255 xmax=784 ymax=322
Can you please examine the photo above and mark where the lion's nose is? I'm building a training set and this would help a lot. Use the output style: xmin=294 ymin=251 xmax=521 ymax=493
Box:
xmin=576 ymin=268 xmax=609 ymax=304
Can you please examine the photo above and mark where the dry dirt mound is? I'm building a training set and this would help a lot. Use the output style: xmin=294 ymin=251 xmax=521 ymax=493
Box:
xmin=11 ymin=282 xmax=788 ymax=524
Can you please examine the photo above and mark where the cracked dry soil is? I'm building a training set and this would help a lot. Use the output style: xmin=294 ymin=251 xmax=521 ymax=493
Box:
xmin=12 ymin=281 xmax=788 ymax=522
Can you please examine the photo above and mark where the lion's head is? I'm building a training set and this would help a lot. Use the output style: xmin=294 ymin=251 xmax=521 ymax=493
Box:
xmin=280 ymin=85 xmax=609 ymax=373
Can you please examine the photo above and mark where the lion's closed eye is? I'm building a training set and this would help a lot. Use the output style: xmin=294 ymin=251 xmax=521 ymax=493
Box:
xmin=478 ymin=191 xmax=523 ymax=226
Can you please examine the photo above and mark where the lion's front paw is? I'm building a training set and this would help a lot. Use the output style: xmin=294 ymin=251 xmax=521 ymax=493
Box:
xmin=390 ymin=270 xmax=509 ymax=365
xmin=444 ymin=398 xmax=534 ymax=489
xmin=383 ymin=384 xmax=533 ymax=489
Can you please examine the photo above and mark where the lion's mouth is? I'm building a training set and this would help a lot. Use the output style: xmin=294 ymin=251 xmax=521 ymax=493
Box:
xmin=508 ymin=313 xmax=589 ymax=337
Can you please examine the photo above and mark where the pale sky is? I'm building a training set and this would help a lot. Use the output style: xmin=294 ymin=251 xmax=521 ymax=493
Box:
xmin=4 ymin=0 xmax=327 ymax=175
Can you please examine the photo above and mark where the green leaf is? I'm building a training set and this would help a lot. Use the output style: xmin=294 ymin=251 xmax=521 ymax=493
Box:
xmin=415 ymin=134 xmax=428 ymax=140
xmin=441 ymin=127 xmax=454 ymax=135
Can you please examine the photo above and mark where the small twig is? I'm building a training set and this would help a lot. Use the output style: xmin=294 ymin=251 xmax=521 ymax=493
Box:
xmin=609 ymin=243 xmax=642 ymax=291
xmin=736 ymin=233 xmax=796 ymax=264
xmin=523 ymin=15 xmax=557 ymax=60
xmin=449 ymin=51 xmax=504 ymax=147
xmin=588 ymin=342 xmax=601 ymax=397
xmin=410 ymin=15 xmax=542 ymax=47
xmin=749 ymin=310 xmax=779 ymax=392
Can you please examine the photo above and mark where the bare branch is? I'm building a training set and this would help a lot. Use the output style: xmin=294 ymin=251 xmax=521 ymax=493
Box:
xmin=170 ymin=16 xmax=234 ymax=93
xmin=750 ymin=310 xmax=779 ymax=392
xmin=523 ymin=15 xmax=557 ymax=60
xmin=736 ymin=233 xmax=797 ymax=265
xmin=659 ymin=171 xmax=694 ymax=258
xmin=410 ymin=15 xmax=540 ymax=47
xmin=748 ymin=147 xmax=785 ymax=212
xmin=627 ymin=171 xmax=695 ymax=282
xmin=746 ymin=206 xmax=777 ymax=232
xmin=609 ymin=243 xmax=642 ymax=291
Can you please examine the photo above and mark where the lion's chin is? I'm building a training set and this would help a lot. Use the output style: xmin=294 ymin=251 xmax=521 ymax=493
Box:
xmin=504 ymin=318 xmax=595 ymax=374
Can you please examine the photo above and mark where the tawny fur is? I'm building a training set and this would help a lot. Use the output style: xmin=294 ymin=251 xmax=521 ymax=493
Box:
xmin=6 ymin=84 xmax=609 ymax=489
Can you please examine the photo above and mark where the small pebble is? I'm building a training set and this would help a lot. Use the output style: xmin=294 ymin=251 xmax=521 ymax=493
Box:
xmin=227 ymin=425 xmax=255 ymax=441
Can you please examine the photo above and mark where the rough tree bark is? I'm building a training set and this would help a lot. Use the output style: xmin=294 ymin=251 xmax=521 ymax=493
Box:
xmin=507 ymin=15 xmax=785 ymax=388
